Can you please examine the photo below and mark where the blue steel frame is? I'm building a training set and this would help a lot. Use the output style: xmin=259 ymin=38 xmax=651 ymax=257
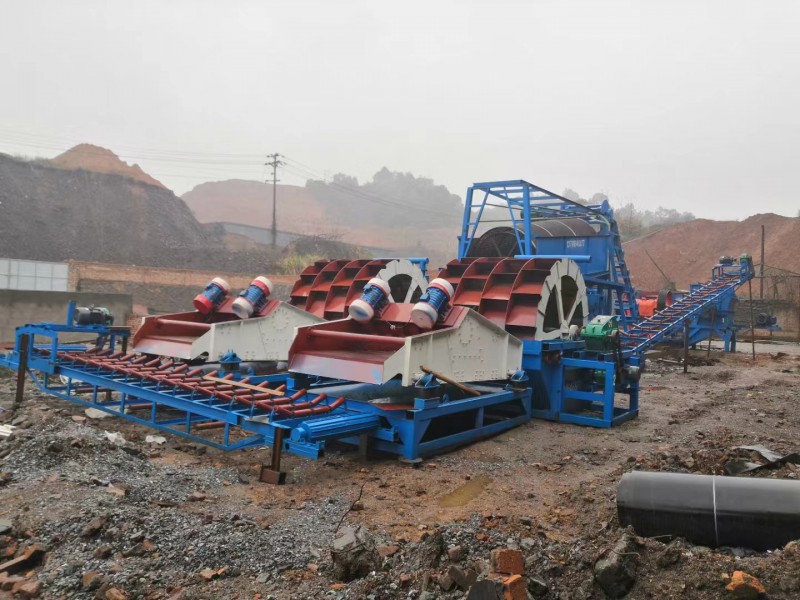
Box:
xmin=682 ymin=284 xmax=739 ymax=351
xmin=452 ymin=180 xmax=642 ymax=428
xmin=281 ymin=378 xmax=532 ymax=460
xmin=3 ymin=301 xmax=130 ymax=369
xmin=623 ymin=258 xmax=754 ymax=354
xmin=458 ymin=180 xmax=639 ymax=330
xmin=7 ymin=177 xmax=742 ymax=454
xmin=26 ymin=365 xmax=286 ymax=451
xmin=458 ymin=180 xmax=609 ymax=260
xmin=0 ymin=319 xmax=533 ymax=460
xmin=684 ymin=259 xmax=755 ymax=351
xmin=520 ymin=339 xmax=639 ymax=429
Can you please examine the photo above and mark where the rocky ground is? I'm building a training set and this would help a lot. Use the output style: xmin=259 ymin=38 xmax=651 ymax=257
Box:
xmin=0 ymin=346 xmax=799 ymax=599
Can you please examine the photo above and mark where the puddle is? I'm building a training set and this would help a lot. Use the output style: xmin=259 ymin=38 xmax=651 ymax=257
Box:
xmin=438 ymin=475 xmax=492 ymax=507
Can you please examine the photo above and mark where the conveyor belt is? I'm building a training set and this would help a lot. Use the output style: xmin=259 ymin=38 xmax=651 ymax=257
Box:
xmin=621 ymin=273 xmax=744 ymax=354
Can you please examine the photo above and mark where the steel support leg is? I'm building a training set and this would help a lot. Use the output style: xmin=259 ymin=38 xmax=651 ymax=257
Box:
xmin=358 ymin=432 xmax=371 ymax=462
xmin=13 ymin=334 xmax=29 ymax=415
xmin=683 ymin=320 xmax=689 ymax=374
xmin=707 ymin=308 xmax=716 ymax=358
xmin=259 ymin=428 xmax=287 ymax=485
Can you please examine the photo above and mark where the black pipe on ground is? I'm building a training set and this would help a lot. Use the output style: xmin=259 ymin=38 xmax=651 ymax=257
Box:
xmin=617 ymin=471 xmax=800 ymax=551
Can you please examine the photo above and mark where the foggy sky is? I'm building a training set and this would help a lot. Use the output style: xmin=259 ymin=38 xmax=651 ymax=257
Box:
xmin=1 ymin=0 xmax=798 ymax=220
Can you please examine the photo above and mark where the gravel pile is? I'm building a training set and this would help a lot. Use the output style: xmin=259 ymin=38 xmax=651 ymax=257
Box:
xmin=3 ymin=420 xmax=236 ymax=501
xmin=0 ymin=415 xmax=357 ymax=598
xmin=1 ymin=353 xmax=799 ymax=599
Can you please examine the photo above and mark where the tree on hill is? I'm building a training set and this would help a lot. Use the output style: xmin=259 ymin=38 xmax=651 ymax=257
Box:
xmin=562 ymin=188 xmax=695 ymax=240
xmin=305 ymin=168 xmax=462 ymax=229
xmin=562 ymin=189 xmax=611 ymax=206
xmin=562 ymin=188 xmax=584 ymax=204
xmin=614 ymin=202 xmax=695 ymax=240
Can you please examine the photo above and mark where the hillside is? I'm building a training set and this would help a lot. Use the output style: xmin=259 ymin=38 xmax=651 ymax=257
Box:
xmin=183 ymin=175 xmax=461 ymax=263
xmin=9 ymin=144 xmax=795 ymax=288
xmin=50 ymin=144 xmax=166 ymax=188
xmin=182 ymin=180 xmax=328 ymax=236
xmin=0 ymin=152 xmax=271 ymax=272
xmin=624 ymin=213 xmax=800 ymax=290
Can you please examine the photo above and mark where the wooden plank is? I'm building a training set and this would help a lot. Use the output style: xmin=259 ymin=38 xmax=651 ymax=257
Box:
xmin=202 ymin=375 xmax=285 ymax=397
xmin=419 ymin=365 xmax=481 ymax=397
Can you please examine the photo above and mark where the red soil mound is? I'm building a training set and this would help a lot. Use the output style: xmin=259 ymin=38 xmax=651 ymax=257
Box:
xmin=183 ymin=180 xmax=458 ymax=255
xmin=50 ymin=144 xmax=165 ymax=188
xmin=624 ymin=214 xmax=800 ymax=291
xmin=183 ymin=180 xmax=325 ymax=233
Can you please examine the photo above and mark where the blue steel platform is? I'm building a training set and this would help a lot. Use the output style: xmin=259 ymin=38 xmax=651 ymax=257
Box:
xmin=622 ymin=257 xmax=754 ymax=354
xmin=0 ymin=181 xmax=758 ymax=477
xmin=0 ymin=327 xmax=531 ymax=463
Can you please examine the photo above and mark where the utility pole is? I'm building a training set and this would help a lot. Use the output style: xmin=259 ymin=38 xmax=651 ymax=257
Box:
xmin=760 ymin=224 xmax=765 ymax=299
xmin=265 ymin=153 xmax=284 ymax=247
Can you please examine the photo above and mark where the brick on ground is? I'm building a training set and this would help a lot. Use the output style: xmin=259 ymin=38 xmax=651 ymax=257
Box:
xmin=490 ymin=548 xmax=524 ymax=575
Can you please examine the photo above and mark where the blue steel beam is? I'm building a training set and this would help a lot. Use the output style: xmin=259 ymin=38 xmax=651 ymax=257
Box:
xmin=27 ymin=371 xmax=271 ymax=451
xmin=622 ymin=273 xmax=749 ymax=354
xmin=458 ymin=180 xmax=614 ymax=259
xmin=6 ymin=332 xmax=536 ymax=461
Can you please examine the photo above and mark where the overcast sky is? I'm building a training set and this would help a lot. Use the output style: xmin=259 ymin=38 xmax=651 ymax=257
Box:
xmin=1 ymin=0 xmax=798 ymax=220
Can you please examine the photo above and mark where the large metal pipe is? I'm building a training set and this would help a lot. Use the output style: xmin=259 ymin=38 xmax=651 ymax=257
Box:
xmin=307 ymin=329 xmax=406 ymax=348
xmin=154 ymin=319 xmax=211 ymax=333
xmin=467 ymin=219 xmax=598 ymax=258
xmin=617 ymin=472 xmax=800 ymax=551
xmin=529 ymin=218 xmax=597 ymax=238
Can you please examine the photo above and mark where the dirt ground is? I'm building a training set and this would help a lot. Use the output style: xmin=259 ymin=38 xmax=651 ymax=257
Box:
xmin=1 ymin=345 xmax=799 ymax=599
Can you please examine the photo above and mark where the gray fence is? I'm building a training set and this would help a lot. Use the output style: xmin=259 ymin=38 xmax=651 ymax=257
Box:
xmin=0 ymin=258 xmax=69 ymax=292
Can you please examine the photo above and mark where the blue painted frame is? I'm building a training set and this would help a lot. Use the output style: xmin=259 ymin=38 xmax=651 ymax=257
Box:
xmin=457 ymin=180 xmax=639 ymax=330
xmin=1 ymin=321 xmax=533 ymax=460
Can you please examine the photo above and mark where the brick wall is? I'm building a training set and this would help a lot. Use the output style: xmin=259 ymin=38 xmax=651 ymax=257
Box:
xmin=66 ymin=260 xmax=296 ymax=292
xmin=66 ymin=260 xmax=298 ymax=314
xmin=126 ymin=313 xmax=147 ymax=336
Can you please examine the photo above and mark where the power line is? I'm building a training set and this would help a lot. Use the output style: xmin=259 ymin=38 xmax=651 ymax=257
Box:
xmin=0 ymin=136 xmax=264 ymax=166
xmin=0 ymin=125 xmax=461 ymax=219
xmin=0 ymin=135 xmax=267 ymax=185
xmin=0 ymin=126 xmax=267 ymax=159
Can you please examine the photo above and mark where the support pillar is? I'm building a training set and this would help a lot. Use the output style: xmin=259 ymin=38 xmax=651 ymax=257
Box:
xmin=683 ymin=320 xmax=689 ymax=374
xmin=259 ymin=428 xmax=287 ymax=484
xmin=13 ymin=334 xmax=29 ymax=415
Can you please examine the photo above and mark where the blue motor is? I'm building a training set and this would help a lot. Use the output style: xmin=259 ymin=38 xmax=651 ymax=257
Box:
xmin=348 ymin=277 xmax=391 ymax=322
xmin=193 ymin=277 xmax=231 ymax=315
xmin=231 ymin=276 xmax=274 ymax=319
xmin=756 ymin=313 xmax=778 ymax=327
xmin=411 ymin=278 xmax=454 ymax=329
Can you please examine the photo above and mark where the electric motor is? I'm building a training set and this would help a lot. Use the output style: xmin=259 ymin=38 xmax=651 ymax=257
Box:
xmin=193 ymin=277 xmax=231 ymax=314
xmin=74 ymin=306 xmax=114 ymax=326
xmin=232 ymin=276 xmax=274 ymax=319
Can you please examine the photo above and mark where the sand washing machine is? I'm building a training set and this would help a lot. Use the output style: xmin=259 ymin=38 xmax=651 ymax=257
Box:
xmin=0 ymin=180 xmax=755 ymax=480
xmin=132 ymin=259 xmax=427 ymax=363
